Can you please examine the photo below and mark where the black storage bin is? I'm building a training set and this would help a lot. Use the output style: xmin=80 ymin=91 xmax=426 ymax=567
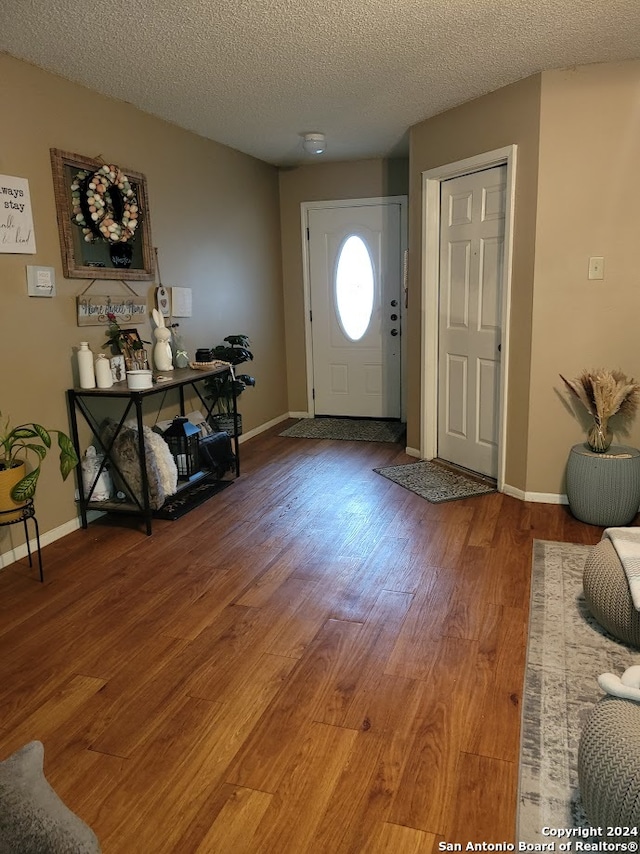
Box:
xmin=198 ymin=432 xmax=236 ymax=478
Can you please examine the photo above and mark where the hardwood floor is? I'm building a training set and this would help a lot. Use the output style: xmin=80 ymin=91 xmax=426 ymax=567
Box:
xmin=0 ymin=424 xmax=604 ymax=853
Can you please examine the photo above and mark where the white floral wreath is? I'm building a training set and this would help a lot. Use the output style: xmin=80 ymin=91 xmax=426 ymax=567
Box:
xmin=71 ymin=164 xmax=140 ymax=244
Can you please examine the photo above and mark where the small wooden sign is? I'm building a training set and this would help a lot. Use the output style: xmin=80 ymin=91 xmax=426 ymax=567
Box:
xmin=77 ymin=294 xmax=147 ymax=327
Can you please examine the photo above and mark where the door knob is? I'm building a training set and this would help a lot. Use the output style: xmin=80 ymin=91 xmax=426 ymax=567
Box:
xmin=390 ymin=328 xmax=399 ymax=336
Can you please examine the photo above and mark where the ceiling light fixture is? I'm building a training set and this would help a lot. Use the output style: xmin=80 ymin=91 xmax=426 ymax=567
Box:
xmin=302 ymin=132 xmax=326 ymax=155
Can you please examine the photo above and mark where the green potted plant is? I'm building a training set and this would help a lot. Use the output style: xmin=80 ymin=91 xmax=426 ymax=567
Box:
xmin=0 ymin=411 xmax=79 ymax=520
xmin=203 ymin=335 xmax=256 ymax=436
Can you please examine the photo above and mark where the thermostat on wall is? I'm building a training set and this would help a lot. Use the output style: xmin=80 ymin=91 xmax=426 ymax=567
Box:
xmin=26 ymin=265 xmax=56 ymax=297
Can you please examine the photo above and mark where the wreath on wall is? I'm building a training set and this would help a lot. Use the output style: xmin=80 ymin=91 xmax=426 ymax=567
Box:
xmin=70 ymin=164 xmax=140 ymax=244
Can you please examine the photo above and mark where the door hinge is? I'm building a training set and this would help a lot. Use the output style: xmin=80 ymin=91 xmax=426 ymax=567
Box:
xmin=306 ymin=227 xmax=310 ymax=240
xmin=309 ymin=310 xmax=313 ymax=322
xmin=312 ymin=388 xmax=315 ymax=400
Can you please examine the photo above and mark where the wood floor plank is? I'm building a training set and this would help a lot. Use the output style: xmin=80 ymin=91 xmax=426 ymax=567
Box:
xmin=0 ymin=675 xmax=106 ymax=759
xmin=384 ymin=575 xmax=457 ymax=681
xmin=311 ymin=678 xmax=430 ymax=853
xmin=0 ymin=427 xmax=600 ymax=851
xmin=464 ymin=604 xmax=528 ymax=761
xmin=225 ymin=618 xmax=363 ymax=792
xmin=186 ymin=576 xmax=319 ymax=700
xmin=314 ymin=589 xmax=414 ymax=728
xmin=249 ymin=721 xmax=359 ymax=854
xmin=193 ymin=786 xmax=273 ymax=854
xmin=265 ymin=559 xmax=363 ymax=659
xmin=445 ymin=751 xmax=517 ymax=843
xmin=368 ymin=822 xmax=437 ymax=853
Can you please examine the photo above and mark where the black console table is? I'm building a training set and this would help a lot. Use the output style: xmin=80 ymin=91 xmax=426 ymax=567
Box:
xmin=67 ymin=366 xmax=239 ymax=535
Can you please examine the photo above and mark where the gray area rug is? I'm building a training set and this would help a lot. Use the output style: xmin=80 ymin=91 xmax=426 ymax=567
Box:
xmin=374 ymin=459 xmax=496 ymax=503
xmin=280 ymin=418 xmax=406 ymax=443
xmin=518 ymin=540 xmax=640 ymax=840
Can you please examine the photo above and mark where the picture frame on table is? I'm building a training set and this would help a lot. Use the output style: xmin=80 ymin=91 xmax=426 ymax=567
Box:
xmin=110 ymin=355 xmax=126 ymax=383
xmin=118 ymin=329 xmax=149 ymax=371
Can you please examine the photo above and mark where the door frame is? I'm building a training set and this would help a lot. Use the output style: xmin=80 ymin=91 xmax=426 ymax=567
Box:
xmin=420 ymin=146 xmax=517 ymax=490
xmin=301 ymin=196 xmax=409 ymax=418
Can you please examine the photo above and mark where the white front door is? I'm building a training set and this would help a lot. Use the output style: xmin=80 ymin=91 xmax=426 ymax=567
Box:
xmin=307 ymin=201 xmax=403 ymax=418
xmin=437 ymin=165 xmax=506 ymax=477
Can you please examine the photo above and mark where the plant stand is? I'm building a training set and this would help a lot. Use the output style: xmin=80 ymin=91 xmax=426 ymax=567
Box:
xmin=0 ymin=499 xmax=43 ymax=582
xmin=566 ymin=443 xmax=640 ymax=526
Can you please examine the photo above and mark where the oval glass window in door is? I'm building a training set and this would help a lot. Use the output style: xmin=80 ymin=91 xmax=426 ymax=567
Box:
xmin=335 ymin=235 xmax=375 ymax=341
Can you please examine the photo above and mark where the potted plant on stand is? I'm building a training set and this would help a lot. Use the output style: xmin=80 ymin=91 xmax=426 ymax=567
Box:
xmin=0 ymin=412 xmax=79 ymax=521
xmin=203 ymin=335 xmax=255 ymax=436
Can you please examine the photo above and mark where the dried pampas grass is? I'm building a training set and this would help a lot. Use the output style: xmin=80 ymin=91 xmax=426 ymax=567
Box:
xmin=560 ymin=368 xmax=640 ymax=427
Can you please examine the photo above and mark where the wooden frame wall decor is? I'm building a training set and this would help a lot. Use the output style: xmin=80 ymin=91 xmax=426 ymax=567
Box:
xmin=50 ymin=148 xmax=154 ymax=280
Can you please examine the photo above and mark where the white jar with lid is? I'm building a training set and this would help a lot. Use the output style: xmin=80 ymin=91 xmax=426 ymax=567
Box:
xmin=95 ymin=353 xmax=113 ymax=389
xmin=77 ymin=342 xmax=96 ymax=389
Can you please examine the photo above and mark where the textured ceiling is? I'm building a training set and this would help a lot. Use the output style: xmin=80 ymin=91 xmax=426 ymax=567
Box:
xmin=1 ymin=0 xmax=639 ymax=165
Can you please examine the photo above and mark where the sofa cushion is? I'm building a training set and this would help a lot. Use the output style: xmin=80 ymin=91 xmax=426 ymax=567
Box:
xmin=0 ymin=741 xmax=100 ymax=853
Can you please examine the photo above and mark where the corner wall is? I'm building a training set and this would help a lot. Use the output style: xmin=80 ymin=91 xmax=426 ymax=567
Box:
xmin=528 ymin=60 xmax=640 ymax=495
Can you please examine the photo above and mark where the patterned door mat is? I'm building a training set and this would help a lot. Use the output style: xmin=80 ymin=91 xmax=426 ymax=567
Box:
xmin=280 ymin=417 xmax=406 ymax=443
xmin=373 ymin=459 xmax=496 ymax=503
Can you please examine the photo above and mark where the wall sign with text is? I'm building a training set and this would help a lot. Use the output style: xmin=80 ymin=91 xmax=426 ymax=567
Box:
xmin=0 ymin=174 xmax=36 ymax=254
xmin=76 ymin=295 xmax=147 ymax=327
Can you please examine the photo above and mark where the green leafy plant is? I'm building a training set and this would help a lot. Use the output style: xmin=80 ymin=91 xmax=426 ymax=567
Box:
xmin=204 ymin=335 xmax=256 ymax=416
xmin=0 ymin=411 xmax=79 ymax=501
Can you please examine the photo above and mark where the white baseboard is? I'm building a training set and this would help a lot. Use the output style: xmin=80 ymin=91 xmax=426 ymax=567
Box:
xmin=525 ymin=492 xmax=569 ymax=505
xmin=0 ymin=509 xmax=104 ymax=570
xmin=239 ymin=412 xmax=292 ymax=443
xmin=405 ymin=446 xmax=421 ymax=458
xmin=238 ymin=411 xmax=311 ymax=444
xmin=502 ymin=482 xmax=568 ymax=504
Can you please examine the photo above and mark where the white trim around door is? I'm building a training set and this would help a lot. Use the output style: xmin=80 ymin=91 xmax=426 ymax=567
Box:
xmin=420 ymin=146 xmax=517 ymax=492
xmin=301 ymin=196 xmax=409 ymax=419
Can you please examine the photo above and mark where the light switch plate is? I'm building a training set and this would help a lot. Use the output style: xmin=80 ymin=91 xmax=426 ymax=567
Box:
xmin=588 ymin=256 xmax=604 ymax=280
xmin=26 ymin=265 xmax=56 ymax=297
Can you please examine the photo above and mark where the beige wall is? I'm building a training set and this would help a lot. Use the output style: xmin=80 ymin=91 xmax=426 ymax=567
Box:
xmin=278 ymin=159 xmax=409 ymax=412
xmin=528 ymin=60 xmax=640 ymax=494
xmin=0 ymin=53 xmax=286 ymax=545
xmin=408 ymin=74 xmax=542 ymax=489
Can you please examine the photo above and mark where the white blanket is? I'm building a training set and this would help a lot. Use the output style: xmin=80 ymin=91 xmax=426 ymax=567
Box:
xmin=603 ymin=527 xmax=640 ymax=611
xmin=598 ymin=665 xmax=640 ymax=701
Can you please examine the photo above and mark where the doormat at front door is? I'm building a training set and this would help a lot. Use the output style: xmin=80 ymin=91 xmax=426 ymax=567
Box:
xmin=279 ymin=417 xmax=406 ymax=443
xmin=154 ymin=478 xmax=233 ymax=520
xmin=374 ymin=459 xmax=497 ymax=503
